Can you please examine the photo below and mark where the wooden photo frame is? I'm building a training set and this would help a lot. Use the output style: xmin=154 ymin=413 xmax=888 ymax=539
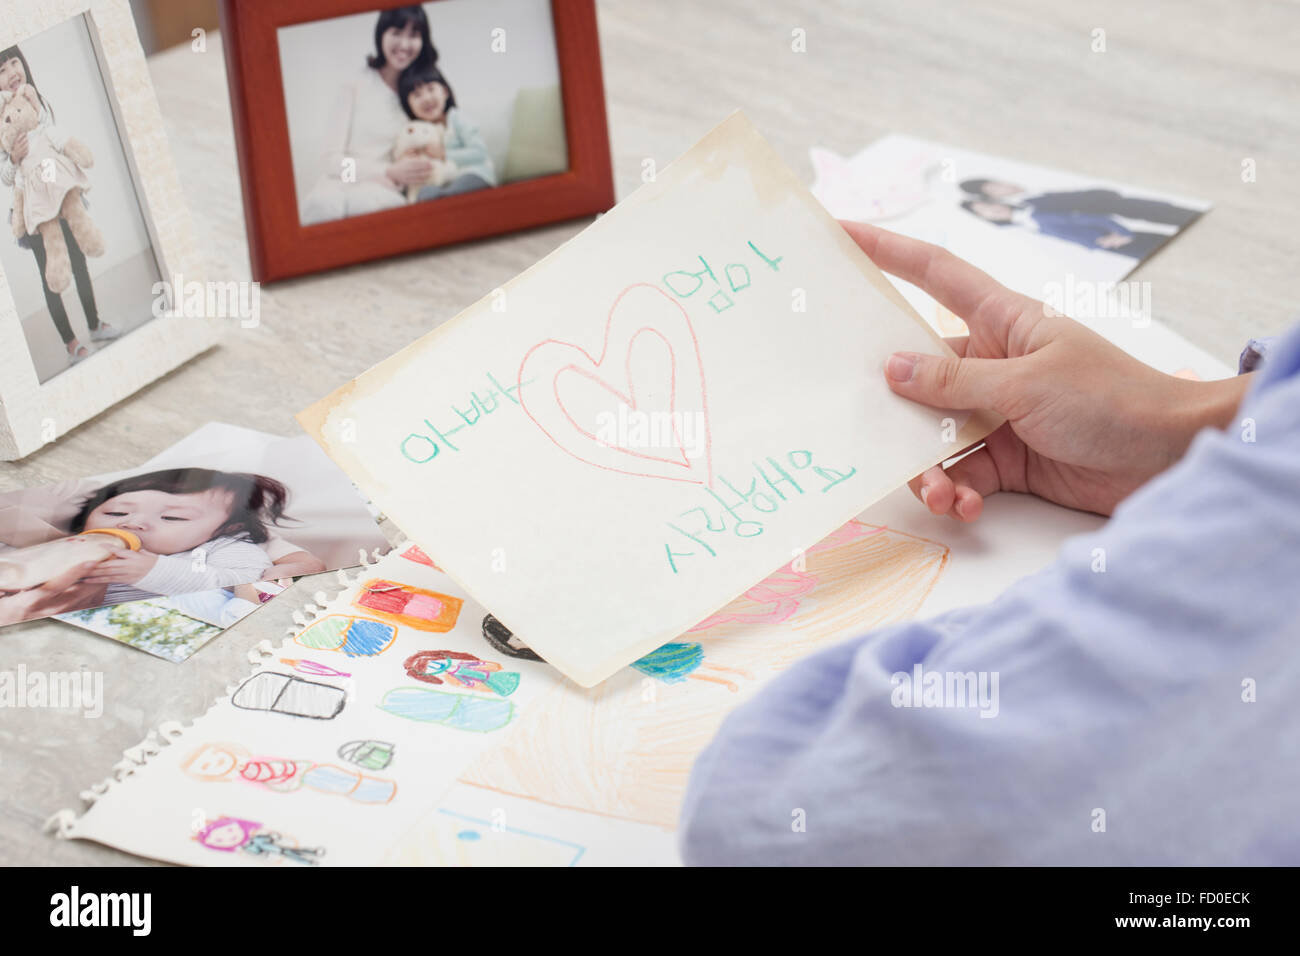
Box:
xmin=0 ymin=0 xmax=214 ymax=461
xmin=219 ymin=0 xmax=615 ymax=282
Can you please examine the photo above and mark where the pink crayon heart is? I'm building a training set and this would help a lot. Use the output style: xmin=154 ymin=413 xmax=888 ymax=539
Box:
xmin=517 ymin=283 xmax=713 ymax=486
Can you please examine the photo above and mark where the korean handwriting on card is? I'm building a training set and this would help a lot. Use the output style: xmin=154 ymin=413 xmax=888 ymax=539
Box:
xmin=400 ymin=371 xmax=527 ymax=464
xmin=664 ymin=449 xmax=858 ymax=573
xmin=660 ymin=241 xmax=784 ymax=314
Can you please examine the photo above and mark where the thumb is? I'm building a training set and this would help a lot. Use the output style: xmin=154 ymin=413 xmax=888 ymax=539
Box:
xmin=884 ymin=351 xmax=1015 ymax=413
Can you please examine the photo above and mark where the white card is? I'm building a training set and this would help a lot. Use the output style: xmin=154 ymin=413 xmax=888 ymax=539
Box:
xmin=299 ymin=112 xmax=997 ymax=686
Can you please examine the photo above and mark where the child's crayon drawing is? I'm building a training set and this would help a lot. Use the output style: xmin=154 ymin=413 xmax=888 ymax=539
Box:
xmin=294 ymin=614 xmax=398 ymax=657
xmin=480 ymin=622 xmax=750 ymax=693
xmin=688 ymin=521 xmax=885 ymax=631
xmin=401 ymin=544 xmax=439 ymax=568
xmin=338 ymin=739 xmax=395 ymax=771
xmin=181 ymin=742 xmax=397 ymax=804
xmin=630 ymin=642 xmax=753 ymax=692
xmin=194 ymin=816 xmax=325 ymax=866
xmin=279 ymin=658 xmax=352 ymax=678
xmin=462 ymin=521 xmax=949 ymax=826
xmin=231 ymin=672 xmax=346 ymax=720
xmin=403 ymin=650 xmax=520 ymax=697
xmin=482 ymin=614 xmax=544 ymax=661
xmin=379 ymin=686 xmax=514 ymax=732
xmin=384 ymin=808 xmax=585 ymax=867
xmin=354 ymin=579 xmax=463 ymax=632
xmin=517 ymin=283 xmax=714 ymax=487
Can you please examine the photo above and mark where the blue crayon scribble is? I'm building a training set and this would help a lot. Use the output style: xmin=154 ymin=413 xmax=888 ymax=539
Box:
xmin=632 ymin=642 xmax=705 ymax=683
xmin=379 ymin=687 xmax=514 ymax=732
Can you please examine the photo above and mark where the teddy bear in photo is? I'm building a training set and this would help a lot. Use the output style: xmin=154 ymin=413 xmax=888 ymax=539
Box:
xmin=0 ymin=82 xmax=104 ymax=293
xmin=391 ymin=119 xmax=458 ymax=204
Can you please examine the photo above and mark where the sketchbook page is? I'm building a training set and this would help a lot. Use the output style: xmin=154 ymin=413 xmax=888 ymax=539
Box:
xmin=299 ymin=111 xmax=1000 ymax=688
xmin=57 ymin=546 xmax=561 ymax=866
xmin=382 ymin=783 xmax=681 ymax=867
xmin=400 ymin=489 xmax=1102 ymax=866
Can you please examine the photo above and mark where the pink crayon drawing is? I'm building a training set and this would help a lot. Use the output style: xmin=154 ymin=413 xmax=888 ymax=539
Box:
xmin=279 ymin=658 xmax=352 ymax=678
xmin=517 ymin=283 xmax=713 ymax=486
xmin=809 ymin=147 xmax=937 ymax=221
xmin=401 ymin=543 xmax=439 ymax=568
xmin=689 ymin=522 xmax=886 ymax=630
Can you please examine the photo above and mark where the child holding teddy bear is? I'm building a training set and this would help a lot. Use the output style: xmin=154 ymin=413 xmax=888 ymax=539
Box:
xmin=0 ymin=44 xmax=120 ymax=367
xmin=395 ymin=62 xmax=495 ymax=203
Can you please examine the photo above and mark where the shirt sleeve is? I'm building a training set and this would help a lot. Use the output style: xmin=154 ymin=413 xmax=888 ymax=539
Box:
xmin=132 ymin=537 xmax=273 ymax=596
xmin=446 ymin=111 xmax=495 ymax=184
xmin=679 ymin=323 xmax=1300 ymax=866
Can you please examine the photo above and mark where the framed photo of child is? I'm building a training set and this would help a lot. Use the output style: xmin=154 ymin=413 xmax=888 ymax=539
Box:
xmin=0 ymin=0 xmax=216 ymax=460
xmin=220 ymin=0 xmax=614 ymax=281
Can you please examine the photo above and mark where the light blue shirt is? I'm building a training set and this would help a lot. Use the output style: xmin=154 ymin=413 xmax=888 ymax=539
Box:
xmin=679 ymin=322 xmax=1300 ymax=865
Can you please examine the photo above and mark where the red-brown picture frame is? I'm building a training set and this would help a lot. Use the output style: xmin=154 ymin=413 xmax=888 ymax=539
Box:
xmin=218 ymin=0 xmax=614 ymax=282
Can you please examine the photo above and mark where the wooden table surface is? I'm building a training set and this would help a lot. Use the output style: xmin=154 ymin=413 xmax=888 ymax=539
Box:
xmin=3 ymin=0 xmax=1297 ymax=864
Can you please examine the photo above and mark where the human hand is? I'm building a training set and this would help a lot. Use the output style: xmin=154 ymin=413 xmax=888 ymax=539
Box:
xmin=268 ymin=551 xmax=326 ymax=578
xmin=0 ymin=561 xmax=108 ymax=625
xmin=842 ymin=220 xmax=1250 ymax=521
xmin=387 ymin=156 xmax=434 ymax=186
xmin=9 ymin=130 xmax=28 ymax=163
xmin=1095 ymin=231 xmax=1132 ymax=249
xmin=80 ymin=548 xmax=159 ymax=585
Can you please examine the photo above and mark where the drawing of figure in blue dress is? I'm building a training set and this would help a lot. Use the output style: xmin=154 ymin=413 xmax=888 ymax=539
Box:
xmin=403 ymin=649 xmax=520 ymax=697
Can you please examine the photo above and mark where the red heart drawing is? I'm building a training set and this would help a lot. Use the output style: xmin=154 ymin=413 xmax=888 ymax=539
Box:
xmin=517 ymin=283 xmax=713 ymax=485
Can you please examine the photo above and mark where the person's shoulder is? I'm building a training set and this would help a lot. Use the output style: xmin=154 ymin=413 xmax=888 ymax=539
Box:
xmin=342 ymin=64 xmax=382 ymax=91
xmin=447 ymin=107 xmax=477 ymax=134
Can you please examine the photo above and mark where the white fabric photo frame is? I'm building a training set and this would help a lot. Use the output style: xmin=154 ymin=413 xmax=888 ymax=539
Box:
xmin=0 ymin=0 xmax=214 ymax=460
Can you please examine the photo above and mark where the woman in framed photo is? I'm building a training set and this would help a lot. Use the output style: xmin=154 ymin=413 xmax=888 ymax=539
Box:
xmin=301 ymin=4 xmax=444 ymax=224
xmin=221 ymin=0 xmax=612 ymax=281
xmin=0 ymin=44 xmax=120 ymax=368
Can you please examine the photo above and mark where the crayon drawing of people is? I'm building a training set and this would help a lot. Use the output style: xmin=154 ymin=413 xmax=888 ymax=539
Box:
xmin=403 ymin=649 xmax=520 ymax=697
xmin=194 ymin=815 xmax=325 ymax=866
xmin=182 ymin=742 xmax=396 ymax=804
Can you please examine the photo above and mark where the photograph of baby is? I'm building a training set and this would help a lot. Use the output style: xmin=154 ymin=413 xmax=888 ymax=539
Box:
xmin=279 ymin=0 xmax=569 ymax=226
xmin=810 ymin=134 xmax=1210 ymax=336
xmin=56 ymin=579 xmax=287 ymax=663
xmin=0 ymin=13 xmax=166 ymax=384
xmin=0 ymin=423 xmax=388 ymax=627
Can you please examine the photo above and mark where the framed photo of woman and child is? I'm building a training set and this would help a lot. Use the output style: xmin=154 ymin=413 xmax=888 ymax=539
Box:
xmin=0 ymin=0 xmax=214 ymax=460
xmin=220 ymin=0 xmax=614 ymax=281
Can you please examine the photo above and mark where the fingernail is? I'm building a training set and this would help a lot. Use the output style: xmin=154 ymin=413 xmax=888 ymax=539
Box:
xmin=886 ymin=353 xmax=917 ymax=383
xmin=920 ymin=485 xmax=930 ymax=506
